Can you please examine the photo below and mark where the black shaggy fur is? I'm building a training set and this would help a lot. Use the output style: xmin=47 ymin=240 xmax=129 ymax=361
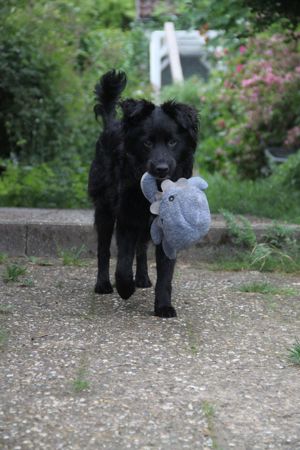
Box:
xmin=88 ymin=70 xmax=199 ymax=318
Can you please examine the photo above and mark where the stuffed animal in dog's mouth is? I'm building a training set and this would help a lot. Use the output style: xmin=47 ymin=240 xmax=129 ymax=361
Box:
xmin=141 ymin=172 xmax=211 ymax=259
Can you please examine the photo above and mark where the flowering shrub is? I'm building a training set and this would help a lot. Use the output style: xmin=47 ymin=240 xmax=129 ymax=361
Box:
xmin=198 ymin=32 xmax=300 ymax=178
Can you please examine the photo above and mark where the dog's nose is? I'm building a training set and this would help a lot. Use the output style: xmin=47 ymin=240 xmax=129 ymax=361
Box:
xmin=155 ymin=164 xmax=169 ymax=179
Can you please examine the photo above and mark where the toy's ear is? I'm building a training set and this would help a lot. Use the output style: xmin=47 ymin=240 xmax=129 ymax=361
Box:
xmin=161 ymin=101 xmax=199 ymax=145
xmin=140 ymin=172 xmax=158 ymax=203
xmin=120 ymin=99 xmax=155 ymax=126
xmin=187 ymin=176 xmax=208 ymax=191
xmin=161 ymin=179 xmax=175 ymax=192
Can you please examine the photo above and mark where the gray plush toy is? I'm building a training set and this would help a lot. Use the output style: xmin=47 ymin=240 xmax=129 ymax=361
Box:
xmin=140 ymin=172 xmax=211 ymax=259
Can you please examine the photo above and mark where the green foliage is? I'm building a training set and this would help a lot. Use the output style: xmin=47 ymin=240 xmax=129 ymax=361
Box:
xmin=199 ymin=33 xmax=300 ymax=178
xmin=273 ymin=151 xmax=300 ymax=191
xmin=3 ymin=264 xmax=27 ymax=283
xmin=245 ymin=0 xmax=300 ymax=31
xmin=219 ymin=211 xmax=300 ymax=273
xmin=221 ymin=210 xmax=256 ymax=248
xmin=288 ymin=340 xmax=300 ymax=365
xmin=152 ymin=0 xmax=299 ymax=38
xmin=237 ymin=282 xmax=298 ymax=296
xmin=162 ymin=32 xmax=300 ymax=180
xmin=0 ymin=1 xmax=149 ymax=165
xmin=73 ymin=379 xmax=90 ymax=393
xmin=249 ymin=243 xmax=299 ymax=272
xmin=0 ymin=159 xmax=91 ymax=208
xmin=59 ymin=245 xmax=87 ymax=266
xmin=262 ymin=223 xmax=298 ymax=249
xmin=205 ymin=170 xmax=300 ymax=224
xmin=0 ymin=253 xmax=7 ymax=264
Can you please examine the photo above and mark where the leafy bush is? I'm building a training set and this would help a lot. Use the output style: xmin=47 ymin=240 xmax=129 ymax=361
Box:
xmin=0 ymin=159 xmax=90 ymax=208
xmin=0 ymin=1 xmax=149 ymax=165
xmin=198 ymin=33 xmax=300 ymax=178
xmin=161 ymin=32 xmax=300 ymax=179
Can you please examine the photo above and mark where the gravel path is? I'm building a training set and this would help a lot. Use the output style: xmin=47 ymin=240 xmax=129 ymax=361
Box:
xmin=0 ymin=258 xmax=300 ymax=449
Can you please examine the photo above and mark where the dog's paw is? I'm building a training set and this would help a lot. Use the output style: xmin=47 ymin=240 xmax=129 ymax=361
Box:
xmin=155 ymin=305 xmax=177 ymax=318
xmin=135 ymin=275 xmax=152 ymax=288
xmin=115 ymin=273 xmax=135 ymax=300
xmin=94 ymin=280 xmax=113 ymax=294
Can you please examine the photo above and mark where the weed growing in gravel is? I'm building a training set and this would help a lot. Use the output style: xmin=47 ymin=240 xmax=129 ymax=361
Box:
xmin=0 ymin=327 xmax=8 ymax=348
xmin=202 ymin=400 xmax=215 ymax=419
xmin=72 ymin=362 xmax=90 ymax=394
xmin=0 ymin=252 xmax=7 ymax=264
xmin=238 ymin=282 xmax=297 ymax=296
xmin=72 ymin=354 xmax=90 ymax=393
xmin=27 ymin=256 xmax=54 ymax=266
xmin=20 ymin=278 xmax=35 ymax=287
xmin=288 ymin=340 xmax=300 ymax=365
xmin=59 ymin=245 xmax=86 ymax=266
xmin=0 ymin=305 xmax=13 ymax=315
xmin=3 ymin=264 xmax=27 ymax=282
xmin=186 ymin=322 xmax=198 ymax=355
xmin=73 ymin=379 xmax=90 ymax=392
xmin=202 ymin=401 xmax=221 ymax=449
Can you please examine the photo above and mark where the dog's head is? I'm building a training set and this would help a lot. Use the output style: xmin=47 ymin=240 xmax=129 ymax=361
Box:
xmin=120 ymin=99 xmax=199 ymax=180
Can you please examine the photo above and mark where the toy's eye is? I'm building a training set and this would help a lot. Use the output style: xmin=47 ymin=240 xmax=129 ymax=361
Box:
xmin=144 ymin=140 xmax=153 ymax=148
xmin=168 ymin=139 xmax=177 ymax=147
xmin=168 ymin=195 xmax=175 ymax=202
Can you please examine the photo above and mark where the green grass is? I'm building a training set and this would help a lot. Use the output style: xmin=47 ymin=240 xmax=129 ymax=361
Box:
xmin=27 ymin=256 xmax=54 ymax=266
xmin=20 ymin=278 xmax=34 ymax=287
xmin=0 ymin=252 xmax=8 ymax=264
xmin=210 ymin=212 xmax=300 ymax=274
xmin=238 ymin=282 xmax=298 ymax=296
xmin=3 ymin=264 xmax=27 ymax=282
xmin=202 ymin=401 xmax=222 ymax=449
xmin=0 ymin=327 xmax=8 ymax=348
xmin=202 ymin=401 xmax=215 ymax=419
xmin=72 ymin=354 xmax=90 ymax=393
xmin=205 ymin=172 xmax=300 ymax=224
xmin=72 ymin=378 xmax=90 ymax=393
xmin=288 ymin=341 xmax=300 ymax=365
xmin=59 ymin=245 xmax=86 ymax=266
xmin=0 ymin=305 xmax=14 ymax=315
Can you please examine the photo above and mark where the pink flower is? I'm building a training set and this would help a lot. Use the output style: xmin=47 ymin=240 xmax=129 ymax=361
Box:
xmin=239 ymin=45 xmax=247 ymax=54
xmin=241 ymin=75 xmax=261 ymax=87
xmin=236 ymin=64 xmax=244 ymax=73
xmin=264 ymin=72 xmax=283 ymax=85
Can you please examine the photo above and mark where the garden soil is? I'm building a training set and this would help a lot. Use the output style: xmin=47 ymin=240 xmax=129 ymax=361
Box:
xmin=0 ymin=258 xmax=300 ymax=449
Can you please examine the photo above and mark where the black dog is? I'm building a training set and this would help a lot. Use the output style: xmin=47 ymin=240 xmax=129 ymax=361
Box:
xmin=88 ymin=70 xmax=199 ymax=318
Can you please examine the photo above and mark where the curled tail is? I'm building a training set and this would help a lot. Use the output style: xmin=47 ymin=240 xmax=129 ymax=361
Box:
xmin=94 ymin=70 xmax=127 ymax=127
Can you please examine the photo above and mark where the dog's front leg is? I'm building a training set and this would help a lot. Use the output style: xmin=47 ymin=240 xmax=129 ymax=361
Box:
xmin=115 ymin=223 xmax=137 ymax=300
xmin=155 ymin=244 xmax=177 ymax=318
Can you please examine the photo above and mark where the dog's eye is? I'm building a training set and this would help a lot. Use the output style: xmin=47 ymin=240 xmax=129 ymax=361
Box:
xmin=168 ymin=195 xmax=175 ymax=202
xmin=144 ymin=140 xmax=153 ymax=148
xmin=168 ymin=139 xmax=177 ymax=148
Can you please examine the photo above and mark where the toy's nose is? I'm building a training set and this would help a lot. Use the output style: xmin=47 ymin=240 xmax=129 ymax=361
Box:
xmin=154 ymin=164 xmax=169 ymax=179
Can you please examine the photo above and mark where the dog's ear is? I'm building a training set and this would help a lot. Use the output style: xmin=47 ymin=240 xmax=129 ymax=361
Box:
xmin=120 ymin=99 xmax=155 ymax=125
xmin=161 ymin=101 xmax=199 ymax=144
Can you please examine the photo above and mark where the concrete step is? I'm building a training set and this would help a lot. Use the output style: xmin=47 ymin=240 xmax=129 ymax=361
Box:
xmin=0 ymin=207 xmax=299 ymax=257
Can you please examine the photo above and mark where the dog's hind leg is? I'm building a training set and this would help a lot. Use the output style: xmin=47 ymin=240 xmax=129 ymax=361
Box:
xmin=135 ymin=233 xmax=152 ymax=288
xmin=115 ymin=223 xmax=138 ymax=300
xmin=94 ymin=210 xmax=115 ymax=294
xmin=154 ymin=244 xmax=177 ymax=318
